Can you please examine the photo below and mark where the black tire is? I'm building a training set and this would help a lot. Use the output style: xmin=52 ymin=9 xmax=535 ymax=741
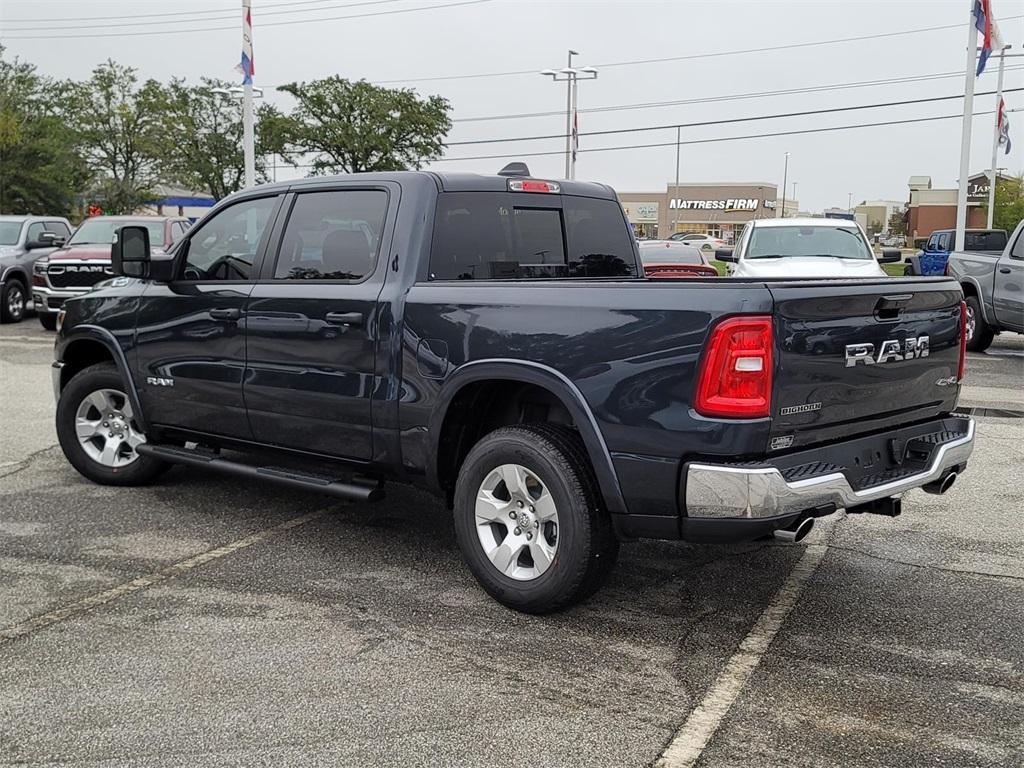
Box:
xmin=453 ymin=424 xmax=618 ymax=614
xmin=964 ymin=295 xmax=994 ymax=352
xmin=38 ymin=313 xmax=57 ymax=331
xmin=56 ymin=362 xmax=169 ymax=486
xmin=0 ymin=279 xmax=27 ymax=323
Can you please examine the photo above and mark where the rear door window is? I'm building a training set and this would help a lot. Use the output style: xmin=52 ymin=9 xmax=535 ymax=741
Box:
xmin=429 ymin=192 xmax=636 ymax=280
xmin=937 ymin=232 xmax=951 ymax=251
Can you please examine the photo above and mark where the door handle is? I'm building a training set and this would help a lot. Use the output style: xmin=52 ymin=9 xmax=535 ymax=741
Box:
xmin=326 ymin=311 xmax=363 ymax=326
xmin=209 ymin=307 xmax=241 ymax=321
xmin=999 ymin=267 xmax=1011 ymax=274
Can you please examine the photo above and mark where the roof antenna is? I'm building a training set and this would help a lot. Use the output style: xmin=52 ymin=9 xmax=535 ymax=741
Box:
xmin=498 ymin=162 xmax=531 ymax=178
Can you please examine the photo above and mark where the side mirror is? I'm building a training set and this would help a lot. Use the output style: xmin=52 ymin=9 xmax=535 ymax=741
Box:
xmin=26 ymin=232 xmax=58 ymax=249
xmin=715 ymin=247 xmax=736 ymax=262
xmin=111 ymin=225 xmax=151 ymax=278
xmin=878 ymin=249 xmax=902 ymax=264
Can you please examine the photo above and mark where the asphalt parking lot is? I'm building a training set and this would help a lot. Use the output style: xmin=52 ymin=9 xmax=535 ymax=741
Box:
xmin=1 ymin=320 xmax=1022 ymax=768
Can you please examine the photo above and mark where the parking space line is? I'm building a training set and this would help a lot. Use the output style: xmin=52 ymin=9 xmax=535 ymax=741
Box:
xmin=0 ymin=508 xmax=329 ymax=643
xmin=656 ymin=515 xmax=839 ymax=768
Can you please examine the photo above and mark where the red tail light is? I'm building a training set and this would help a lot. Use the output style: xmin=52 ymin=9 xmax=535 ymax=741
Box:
xmin=958 ymin=300 xmax=967 ymax=380
xmin=695 ymin=316 xmax=773 ymax=418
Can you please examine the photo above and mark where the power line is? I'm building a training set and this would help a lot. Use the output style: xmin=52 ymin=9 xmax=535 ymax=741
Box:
xmin=429 ymin=111 xmax=1001 ymax=164
xmin=0 ymin=0 xmax=495 ymax=39
xmin=444 ymin=87 xmax=1024 ymax=147
xmin=5 ymin=0 xmax=413 ymax=32
xmin=451 ymin=65 xmax=1024 ymax=123
xmin=370 ymin=17 xmax=1024 ymax=84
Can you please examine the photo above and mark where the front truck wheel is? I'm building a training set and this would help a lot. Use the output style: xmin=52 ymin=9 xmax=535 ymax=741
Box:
xmin=453 ymin=424 xmax=619 ymax=614
xmin=56 ymin=362 xmax=169 ymax=486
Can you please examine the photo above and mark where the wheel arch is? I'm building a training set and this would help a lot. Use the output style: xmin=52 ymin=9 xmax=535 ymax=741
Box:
xmin=58 ymin=325 xmax=148 ymax=431
xmin=959 ymin=277 xmax=992 ymax=324
xmin=427 ymin=360 xmax=627 ymax=515
xmin=1 ymin=265 xmax=29 ymax=288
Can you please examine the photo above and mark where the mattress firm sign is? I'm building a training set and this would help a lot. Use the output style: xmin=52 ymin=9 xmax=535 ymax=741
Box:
xmin=669 ymin=198 xmax=762 ymax=212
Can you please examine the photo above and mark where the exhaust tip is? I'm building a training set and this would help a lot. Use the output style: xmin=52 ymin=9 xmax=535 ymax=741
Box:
xmin=774 ymin=516 xmax=815 ymax=544
xmin=923 ymin=471 xmax=958 ymax=495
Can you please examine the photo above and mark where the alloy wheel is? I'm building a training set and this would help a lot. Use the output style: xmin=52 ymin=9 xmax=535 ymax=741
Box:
xmin=475 ymin=463 xmax=559 ymax=581
xmin=7 ymin=284 xmax=24 ymax=319
xmin=74 ymin=388 xmax=146 ymax=467
xmin=965 ymin=304 xmax=976 ymax=343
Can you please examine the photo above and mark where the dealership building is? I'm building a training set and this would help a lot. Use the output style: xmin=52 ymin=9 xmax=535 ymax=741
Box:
xmin=619 ymin=183 xmax=792 ymax=242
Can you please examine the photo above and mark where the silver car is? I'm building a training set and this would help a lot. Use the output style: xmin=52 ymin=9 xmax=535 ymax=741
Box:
xmin=0 ymin=215 xmax=73 ymax=323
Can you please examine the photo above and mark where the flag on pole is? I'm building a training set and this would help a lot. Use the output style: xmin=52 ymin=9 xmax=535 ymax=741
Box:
xmin=973 ymin=0 xmax=1004 ymax=76
xmin=236 ymin=5 xmax=255 ymax=85
xmin=571 ymin=110 xmax=579 ymax=163
xmin=997 ymin=97 xmax=1012 ymax=154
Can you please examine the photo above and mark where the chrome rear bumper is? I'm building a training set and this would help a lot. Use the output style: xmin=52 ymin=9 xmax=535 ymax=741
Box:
xmin=685 ymin=417 xmax=974 ymax=519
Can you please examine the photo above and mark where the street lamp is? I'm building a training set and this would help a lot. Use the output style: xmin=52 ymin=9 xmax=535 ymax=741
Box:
xmin=847 ymin=192 xmax=853 ymax=213
xmin=540 ymin=50 xmax=598 ymax=180
xmin=780 ymin=152 xmax=790 ymax=219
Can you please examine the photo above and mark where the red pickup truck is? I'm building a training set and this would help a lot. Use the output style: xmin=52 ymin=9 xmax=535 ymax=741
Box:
xmin=33 ymin=216 xmax=190 ymax=329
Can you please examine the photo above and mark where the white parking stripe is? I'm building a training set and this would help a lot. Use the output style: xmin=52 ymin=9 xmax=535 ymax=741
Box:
xmin=0 ymin=508 xmax=329 ymax=643
xmin=656 ymin=515 xmax=839 ymax=768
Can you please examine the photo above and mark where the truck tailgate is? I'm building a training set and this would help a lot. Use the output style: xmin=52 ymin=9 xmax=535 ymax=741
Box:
xmin=768 ymin=279 xmax=962 ymax=449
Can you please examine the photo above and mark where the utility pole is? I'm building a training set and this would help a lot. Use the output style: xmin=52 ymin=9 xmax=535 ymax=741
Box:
xmin=986 ymin=46 xmax=1010 ymax=229
xmin=847 ymin=192 xmax=853 ymax=213
xmin=780 ymin=152 xmax=790 ymax=219
xmin=540 ymin=51 xmax=597 ymax=180
xmin=240 ymin=0 xmax=256 ymax=188
xmin=792 ymin=181 xmax=797 ymax=211
xmin=672 ymin=126 xmax=681 ymax=235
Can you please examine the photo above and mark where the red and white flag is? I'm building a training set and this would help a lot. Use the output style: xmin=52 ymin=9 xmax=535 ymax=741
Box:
xmin=236 ymin=3 xmax=255 ymax=85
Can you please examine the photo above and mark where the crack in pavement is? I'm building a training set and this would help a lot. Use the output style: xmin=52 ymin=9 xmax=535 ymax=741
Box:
xmin=828 ymin=544 xmax=1024 ymax=583
xmin=0 ymin=443 xmax=60 ymax=478
xmin=0 ymin=507 xmax=333 ymax=644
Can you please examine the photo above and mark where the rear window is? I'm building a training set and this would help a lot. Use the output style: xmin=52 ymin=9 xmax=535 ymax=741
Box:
xmin=429 ymin=192 xmax=637 ymax=280
xmin=639 ymin=244 xmax=704 ymax=264
xmin=964 ymin=231 xmax=1008 ymax=251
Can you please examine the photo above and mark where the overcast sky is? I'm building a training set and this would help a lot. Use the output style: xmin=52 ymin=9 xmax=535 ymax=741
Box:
xmin=2 ymin=0 xmax=1021 ymax=211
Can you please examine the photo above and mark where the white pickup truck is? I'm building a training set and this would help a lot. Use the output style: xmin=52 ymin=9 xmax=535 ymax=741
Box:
xmin=947 ymin=220 xmax=1024 ymax=351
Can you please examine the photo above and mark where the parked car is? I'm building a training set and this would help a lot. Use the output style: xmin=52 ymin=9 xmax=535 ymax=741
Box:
xmin=716 ymin=218 xmax=900 ymax=278
xmin=946 ymin=220 xmax=1024 ymax=351
xmin=667 ymin=232 xmax=727 ymax=251
xmin=638 ymin=240 xmax=718 ymax=278
xmin=0 ymin=215 xmax=72 ymax=323
xmin=33 ymin=215 xmax=190 ymax=330
xmin=905 ymin=228 xmax=1008 ymax=276
xmin=51 ymin=166 xmax=973 ymax=613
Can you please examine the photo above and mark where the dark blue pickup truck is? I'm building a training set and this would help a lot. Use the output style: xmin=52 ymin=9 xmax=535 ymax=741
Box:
xmin=51 ymin=167 xmax=975 ymax=612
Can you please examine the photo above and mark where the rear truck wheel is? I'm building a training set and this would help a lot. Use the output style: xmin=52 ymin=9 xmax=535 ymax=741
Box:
xmin=56 ymin=362 xmax=168 ymax=486
xmin=964 ymin=295 xmax=994 ymax=352
xmin=38 ymin=313 xmax=57 ymax=331
xmin=453 ymin=424 xmax=618 ymax=614
xmin=0 ymin=279 xmax=26 ymax=323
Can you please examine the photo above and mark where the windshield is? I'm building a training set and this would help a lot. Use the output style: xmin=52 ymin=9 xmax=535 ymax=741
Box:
xmin=747 ymin=226 xmax=872 ymax=260
xmin=0 ymin=222 xmax=23 ymax=245
xmin=68 ymin=219 xmax=165 ymax=246
xmin=640 ymin=245 xmax=703 ymax=264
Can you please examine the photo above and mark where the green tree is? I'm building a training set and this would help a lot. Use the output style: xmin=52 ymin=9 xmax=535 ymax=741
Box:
xmin=70 ymin=60 xmax=164 ymax=214
xmin=261 ymin=77 xmax=451 ymax=174
xmin=0 ymin=47 xmax=87 ymax=214
xmin=887 ymin=210 xmax=907 ymax=237
xmin=987 ymin=174 xmax=1024 ymax=234
xmin=156 ymin=78 xmax=268 ymax=200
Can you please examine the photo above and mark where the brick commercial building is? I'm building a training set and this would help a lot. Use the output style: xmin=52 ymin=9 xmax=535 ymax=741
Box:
xmin=905 ymin=173 xmax=1007 ymax=240
xmin=619 ymin=182 xmax=787 ymax=243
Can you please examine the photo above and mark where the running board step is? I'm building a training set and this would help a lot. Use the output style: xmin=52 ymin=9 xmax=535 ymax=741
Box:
xmin=136 ymin=444 xmax=384 ymax=502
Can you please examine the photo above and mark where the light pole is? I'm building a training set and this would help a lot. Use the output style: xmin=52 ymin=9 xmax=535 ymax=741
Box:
xmin=791 ymin=181 xmax=797 ymax=212
xmin=847 ymin=192 xmax=853 ymax=213
xmin=780 ymin=152 xmax=790 ymax=219
xmin=540 ymin=51 xmax=597 ymax=180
